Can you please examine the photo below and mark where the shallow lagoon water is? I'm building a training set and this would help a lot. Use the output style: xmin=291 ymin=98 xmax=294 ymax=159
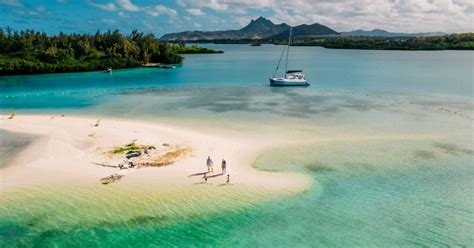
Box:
xmin=0 ymin=45 xmax=473 ymax=246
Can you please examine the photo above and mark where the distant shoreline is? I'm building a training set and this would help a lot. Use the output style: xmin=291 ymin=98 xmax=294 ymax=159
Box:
xmin=166 ymin=33 xmax=474 ymax=51
xmin=0 ymin=64 xmax=178 ymax=76
xmin=160 ymin=16 xmax=472 ymax=51
xmin=0 ymin=47 xmax=224 ymax=76
xmin=0 ymin=50 xmax=224 ymax=76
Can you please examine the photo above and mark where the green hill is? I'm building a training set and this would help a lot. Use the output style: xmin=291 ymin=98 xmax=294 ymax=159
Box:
xmin=268 ymin=23 xmax=339 ymax=40
xmin=160 ymin=17 xmax=290 ymax=41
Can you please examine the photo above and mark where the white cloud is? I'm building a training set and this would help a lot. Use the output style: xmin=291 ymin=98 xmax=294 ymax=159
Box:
xmin=142 ymin=21 xmax=153 ymax=29
xmin=118 ymin=11 xmax=129 ymax=17
xmin=0 ymin=0 xmax=22 ymax=6
xmin=144 ymin=4 xmax=177 ymax=17
xmin=89 ymin=1 xmax=116 ymax=11
xmin=102 ymin=18 xmax=116 ymax=24
xmin=193 ymin=22 xmax=202 ymax=28
xmin=117 ymin=0 xmax=139 ymax=12
xmin=15 ymin=5 xmax=51 ymax=16
xmin=178 ymin=0 xmax=272 ymax=13
xmin=112 ymin=1 xmax=178 ymax=18
xmin=186 ymin=8 xmax=204 ymax=16
xmin=177 ymin=0 xmax=474 ymax=33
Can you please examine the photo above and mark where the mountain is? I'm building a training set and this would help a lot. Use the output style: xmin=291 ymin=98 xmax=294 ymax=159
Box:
xmin=160 ymin=17 xmax=444 ymax=41
xmin=268 ymin=23 xmax=339 ymax=40
xmin=239 ymin=17 xmax=290 ymax=38
xmin=160 ymin=17 xmax=290 ymax=41
xmin=342 ymin=29 xmax=446 ymax=37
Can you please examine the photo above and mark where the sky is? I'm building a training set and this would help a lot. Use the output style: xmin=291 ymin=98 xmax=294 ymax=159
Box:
xmin=0 ymin=0 xmax=472 ymax=36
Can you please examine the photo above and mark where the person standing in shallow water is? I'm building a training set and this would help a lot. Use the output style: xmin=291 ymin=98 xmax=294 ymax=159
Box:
xmin=206 ymin=156 xmax=213 ymax=173
xmin=221 ymin=159 xmax=227 ymax=174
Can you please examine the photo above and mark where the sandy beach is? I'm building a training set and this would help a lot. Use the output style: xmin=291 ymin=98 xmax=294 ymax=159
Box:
xmin=0 ymin=115 xmax=312 ymax=221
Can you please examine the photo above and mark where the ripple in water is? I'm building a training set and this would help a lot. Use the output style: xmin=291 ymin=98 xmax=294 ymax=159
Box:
xmin=1 ymin=139 xmax=473 ymax=246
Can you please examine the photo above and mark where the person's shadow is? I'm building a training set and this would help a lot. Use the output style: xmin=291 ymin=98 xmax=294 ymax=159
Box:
xmin=188 ymin=172 xmax=208 ymax=177
xmin=208 ymin=173 xmax=224 ymax=178
xmin=92 ymin=162 xmax=119 ymax=168
xmin=218 ymin=183 xmax=233 ymax=186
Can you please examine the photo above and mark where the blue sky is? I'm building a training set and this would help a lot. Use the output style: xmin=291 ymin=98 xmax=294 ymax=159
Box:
xmin=0 ymin=0 xmax=472 ymax=36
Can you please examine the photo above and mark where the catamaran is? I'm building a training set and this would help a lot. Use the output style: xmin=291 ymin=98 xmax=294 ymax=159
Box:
xmin=270 ymin=27 xmax=309 ymax=87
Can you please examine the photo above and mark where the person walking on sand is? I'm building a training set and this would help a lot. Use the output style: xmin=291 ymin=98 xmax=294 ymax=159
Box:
xmin=221 ymin=159 xmax=227 ymax=174
xmin=226 ymin=174 xmax=230 ymax=184
xmin=203 ymin=172 xmax=208 ymax=183
xmin=206 ymin=156 xmax=214 ymax=173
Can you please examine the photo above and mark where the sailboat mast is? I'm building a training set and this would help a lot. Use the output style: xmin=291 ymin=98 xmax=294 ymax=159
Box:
xmin=285 ymin=27 xmax=292 ymax=73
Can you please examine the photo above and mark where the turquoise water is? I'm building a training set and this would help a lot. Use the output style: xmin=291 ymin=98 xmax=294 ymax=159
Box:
xmin=1 ymin=45 xmax=473 ymax=247
xmin=1 ymin=45 xmax=472 ymax=109
xmin=1 ymin=141 xmax=472 ymax=247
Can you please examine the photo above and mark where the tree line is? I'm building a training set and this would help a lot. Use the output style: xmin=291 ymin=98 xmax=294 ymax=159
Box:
xmin=0 ymin=28 xmax=222 ymax=75
xmin=290 ymin=33 xmax=474 ymax=50
xmin=169 ymin=33 xmax=474 ymax=51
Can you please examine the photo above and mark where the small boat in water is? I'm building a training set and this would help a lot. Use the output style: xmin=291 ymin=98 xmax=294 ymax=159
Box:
xmin=105 ymin=67 xmax=112 ymax=73
xmin=158 ymin=65 xmax=176 ymax=69
xmin=270 ymin=70 xmax=308 ymax=86
xmin=270 ymin=27 xmax=309 ymax=87
xmin=141 ymin=63 xmax=176 ymax=69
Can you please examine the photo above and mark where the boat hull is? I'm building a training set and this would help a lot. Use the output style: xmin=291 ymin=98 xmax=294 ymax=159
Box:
xmin=269 ymin=78 xmax=309 ymax=87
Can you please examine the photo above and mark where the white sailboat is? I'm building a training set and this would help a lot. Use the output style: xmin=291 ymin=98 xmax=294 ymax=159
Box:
xmin=270 ymin=27 xmax=309 ymax=87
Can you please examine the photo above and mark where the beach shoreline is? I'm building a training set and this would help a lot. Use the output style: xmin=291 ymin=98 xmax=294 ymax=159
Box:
xmin=0 ymin=115 xmax=312 ymax=212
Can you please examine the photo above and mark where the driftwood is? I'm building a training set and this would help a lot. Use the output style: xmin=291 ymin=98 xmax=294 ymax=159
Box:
xmin=100 ymin=174 xmax=124 ymax=184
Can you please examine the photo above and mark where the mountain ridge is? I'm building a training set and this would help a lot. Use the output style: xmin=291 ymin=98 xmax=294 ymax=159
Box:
xmin=269 ymin=23 xmax=339 ymax=40
xmin=160 ymin=17 xmax=291 ymax=40
xmin=160 ymin=17 xmax=338 ymax=40
xmin=342 ymin=29 xmax=446 ymax=37
xmin=160 ymin=17 xmax=447 ymax=41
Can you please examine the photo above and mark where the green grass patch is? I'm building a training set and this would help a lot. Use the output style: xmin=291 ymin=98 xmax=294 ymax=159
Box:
xmin=109 ymin=142 xmax=152 ymax=155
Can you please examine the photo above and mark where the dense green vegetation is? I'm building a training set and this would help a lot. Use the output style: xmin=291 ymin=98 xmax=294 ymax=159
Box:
xmin=174 ymin=43 xmax=223 ymax=54
xmin=291 ymin=33 xmax=474 ymax=50
xmin=175 ymin=33 xmax=474 ymax=51
xmin=0 ymin=28 xmax=222 ymax=75
xmin=172 ymin=39 xmax=268 ymax=44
